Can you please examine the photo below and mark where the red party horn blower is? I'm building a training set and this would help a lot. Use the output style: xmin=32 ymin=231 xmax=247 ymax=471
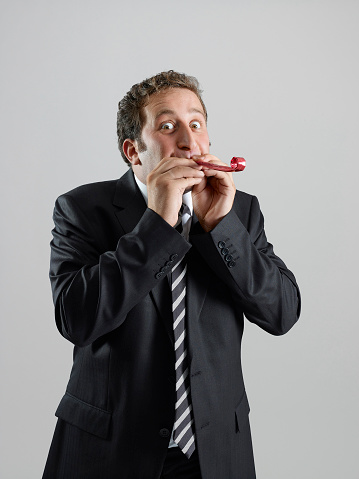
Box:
xmin=194 ymin=157 xmax=246 ymax=172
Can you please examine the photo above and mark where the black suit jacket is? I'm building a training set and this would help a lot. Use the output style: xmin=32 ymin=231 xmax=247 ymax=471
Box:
xmin=43 ymin=170 xmax=300 ymax=479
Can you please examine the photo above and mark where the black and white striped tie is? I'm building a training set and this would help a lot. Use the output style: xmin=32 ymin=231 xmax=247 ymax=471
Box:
xmin=171 ymin=204 xmax=196 ymax=458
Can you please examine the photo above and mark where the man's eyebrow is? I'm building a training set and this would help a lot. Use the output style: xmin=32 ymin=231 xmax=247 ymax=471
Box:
xmin=189 ymin=108 xmax=206 ymax=118
xmin=154 ymin=108 xmax=205 ymax=120
xmin=154 ymin=109 xmax=175 ymax=120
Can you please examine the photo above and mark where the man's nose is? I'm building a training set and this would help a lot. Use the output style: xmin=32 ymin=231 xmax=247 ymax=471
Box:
xmin=177 ymin=125 xmax=197 ymax=151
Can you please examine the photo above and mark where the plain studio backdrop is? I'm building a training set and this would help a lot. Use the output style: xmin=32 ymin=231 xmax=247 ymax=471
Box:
xmin=1 ymin=1 xmax=358 ymax=477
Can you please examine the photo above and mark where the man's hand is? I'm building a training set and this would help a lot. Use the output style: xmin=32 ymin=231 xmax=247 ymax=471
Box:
xmin=191 ymin=154 xmax=236 ymax=232
xmin=147 ymin=157 xmax=205 ymax=227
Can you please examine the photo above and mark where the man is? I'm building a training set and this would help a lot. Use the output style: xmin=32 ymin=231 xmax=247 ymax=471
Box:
xmin=43 ymin=70 xmax=300 ymax=479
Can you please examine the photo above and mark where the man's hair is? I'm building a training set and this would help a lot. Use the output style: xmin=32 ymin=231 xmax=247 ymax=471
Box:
xmin=117 ymin=70 xmax=208 ymax=166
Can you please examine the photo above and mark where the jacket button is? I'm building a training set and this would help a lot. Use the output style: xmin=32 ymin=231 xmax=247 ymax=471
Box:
xmin=218 ymin=241 xmax=226 ymax=249
xmin=221 ymin=247 xmax=229 ymax=255
xmin=170 ymin=254 xmax=178 ymax=261
xmin=225 ymin=254 xmax=233 ymax=262
xmin=155 ymin=272 xmax=163 ymax=279
xmin=159 ymin=428 xmax=170 ymax=438
xmin=228 ymin=261 xmax=236 ymax=268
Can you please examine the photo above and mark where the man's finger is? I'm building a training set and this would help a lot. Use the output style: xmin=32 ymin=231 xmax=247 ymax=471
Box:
xmin=154 ymin=157 xmax=203 ymax=173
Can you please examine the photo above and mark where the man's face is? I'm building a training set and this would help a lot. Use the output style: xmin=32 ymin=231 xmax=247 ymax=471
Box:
xmin=131 ymin=88 xmax=210 ymax=184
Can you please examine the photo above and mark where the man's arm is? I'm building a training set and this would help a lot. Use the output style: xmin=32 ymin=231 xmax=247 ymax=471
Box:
xmin=190 ymin=193 xmax=301 ymax=335
xmin=50 ymin=193 xmax=190 ymax=347
xmin=50 ymin=160 xmax=205 ymax=348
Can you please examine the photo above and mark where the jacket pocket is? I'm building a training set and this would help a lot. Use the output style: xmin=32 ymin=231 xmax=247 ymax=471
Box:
xmin=235 ymin=390 xmax=250 ymax=433
xmin=55 ymin=392 xmax=111 ymax=439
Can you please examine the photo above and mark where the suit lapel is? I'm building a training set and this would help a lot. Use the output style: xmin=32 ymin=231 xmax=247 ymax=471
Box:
xmin=149 ymin=279 xmax=174 ymax=345
xmin=186 ymin=214 xmax=210 ymax=341
xmin=113 ymin=170 xmax=174 ymax=344
xmin=113 ymin=170 xmax=147 ymax=234
xmin=186 ymin=245 xmax=209 ymax=334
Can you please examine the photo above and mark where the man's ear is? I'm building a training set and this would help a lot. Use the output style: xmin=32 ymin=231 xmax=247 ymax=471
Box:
xmin=123 ymin=139 xmax=142 ymax=166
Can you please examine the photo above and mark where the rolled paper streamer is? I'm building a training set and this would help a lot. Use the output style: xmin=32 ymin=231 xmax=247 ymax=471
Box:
xmin=194 ymin=157 xmax=246 ymax=172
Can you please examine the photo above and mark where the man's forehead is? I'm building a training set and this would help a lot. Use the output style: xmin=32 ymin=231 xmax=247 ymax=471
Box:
xmin=144 ymin=88 xmax=205 ymax=120
xmin=154 ymin=107 xmax=205 ymax=121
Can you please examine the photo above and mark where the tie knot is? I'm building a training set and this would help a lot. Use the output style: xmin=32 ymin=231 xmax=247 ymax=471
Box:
xmin=176 ymin=203 xmax=191 ymax=234
xmin=179 ymin=204 xmax=185 ymax=218
xmin=180 ymin=203 xmax=191 ymax=217
xmin=175 ymin=219 xmax=183 ymax=234
xmin=175 ymin=204 xmax=185 ymax=233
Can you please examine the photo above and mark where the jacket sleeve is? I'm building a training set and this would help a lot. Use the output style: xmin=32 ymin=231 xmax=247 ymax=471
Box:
xmin=49 ymin=194 xmax=191 ymax=347
xmin=189 ymin=194 xmax=300 ymax=335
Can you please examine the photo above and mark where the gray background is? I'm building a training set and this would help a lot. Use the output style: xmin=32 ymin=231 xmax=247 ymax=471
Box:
xmin=1 ymin=0 xmax=358 ymax=477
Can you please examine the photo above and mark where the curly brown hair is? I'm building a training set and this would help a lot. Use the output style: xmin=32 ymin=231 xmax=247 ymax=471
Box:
xmin=117 ymin=70 xmax=208 ymax=166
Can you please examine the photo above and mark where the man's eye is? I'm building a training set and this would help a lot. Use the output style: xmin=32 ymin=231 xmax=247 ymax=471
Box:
xmin=191 ymin=121 xmax=201 ymax=129
xmin=161 ymin=122 xmax=174 ymax=130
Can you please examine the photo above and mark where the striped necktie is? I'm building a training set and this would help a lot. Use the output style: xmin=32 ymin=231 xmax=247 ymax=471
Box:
xmin=171 ymin=204 xmax=196 ymax=458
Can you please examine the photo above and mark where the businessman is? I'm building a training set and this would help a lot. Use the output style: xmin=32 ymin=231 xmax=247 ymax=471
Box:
xmin=43 ymin=70 xmax=300 ymax=479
